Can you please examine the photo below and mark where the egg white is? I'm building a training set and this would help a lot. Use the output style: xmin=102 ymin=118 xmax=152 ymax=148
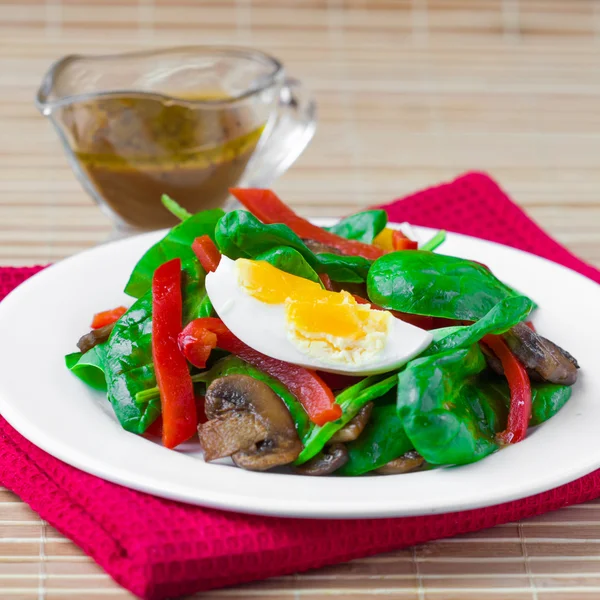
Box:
xmin=205 ymin=256 xmax=433 ymax=375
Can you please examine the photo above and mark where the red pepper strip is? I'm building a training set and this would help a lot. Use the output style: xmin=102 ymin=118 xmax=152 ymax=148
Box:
xmin=229 ymin=188 xmax=384 ymax=260
xmin=152 ymin=259 xmax=197 ymax=449
xmin=318 ymin=273 xmax=335 ymax=291
xmin=483 ymin=334 xmax=532 ymax=445
xmin=179 ymin=318 xmax=340 ymax=426
xmin=525 ymin=321 xmax=536 ymax=332
xmin=392 ymin=229 xmax=418 ymax=251
xmin=351 ymin=294 xmax=436 ymax=330
xmin=192 ymin=235 xmax=221 ymax=273
xmin=91 ymin=306 xmax=127 ymax=329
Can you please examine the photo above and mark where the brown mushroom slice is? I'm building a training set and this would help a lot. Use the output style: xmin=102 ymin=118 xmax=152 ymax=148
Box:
xmin=330 ymin=402 xmax=373 ymax=443
xmin=198 ymin=412 xmax=266 ymax=463
xmin=503 ymin=322 xmax=579 ymax=385
xmin=481 ymin=343 xmax=504 ymax=377
xmin=482 ymin=344 xmax=544 ymax=383
xmin=76 ymin=322 xmax=115 ymax=353
xmin=376 ymin=450 xmax=424 ymax=475
xmin=198 ymin=374 xmax=302 ymax=471
xmin=302 ymin=239 xmax=346 ymax=256
xmin=295 ymin=443 xmax=349 ymax=476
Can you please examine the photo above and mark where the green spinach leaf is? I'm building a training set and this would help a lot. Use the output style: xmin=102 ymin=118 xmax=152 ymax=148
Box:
xmin=216 ymin=210 xmax=371 ymax=283
xmin=397 ymin=345 xmax=498 ymax=465
xmin=255 ymin=246 xmax=322 ymax=284
xmin=104 ymin=292 xmax=160 ymax=433
xmin=65 ymin=343 xmax=107 ymax=391
xmin=313 ymin=253 xmax=371 ymax=283
xmin=181 ymin=260 xmax=209 ymax=321
xmin=124 ymin=208 xmax=224 ymax=298
xmin=425 ymin=296 xmax=534 ymax=356
xmin=338 ymin=402 xmax=414 ymax=476
xmin=198 ymin=294 xmax=215 ymax=318
xmin=368 ymin=251 xmax=525 ymax=320
xmin=325 ymin=210 xmax=387 ymax=243
xmin=529 ymin=383 xmax=572 ymax=425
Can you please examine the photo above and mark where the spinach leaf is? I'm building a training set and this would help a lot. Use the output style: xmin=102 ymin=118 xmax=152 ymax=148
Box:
xmin=325 ymin=210 xmax=387 ymax=243
xmin=425 ymin=296 xmax=534 ymax=356
xmin=124 ymin=208 xmax=224 ymax=298
xmin=65 ymin=343 xmax=107 ymax=391
xmin=106 ymin=259 xmax=207 ymax=434
xmin=198 ymin=294 xmax=215 ymax=318
xmin=181 ymin=260 xmax=209 ymax=321
xmin=397 ymin=345 xmax=498 ymax=465
xmin=368 ymin=251 xmax=525 ymax=320
xmin=104 ymin=292 xmax=160 ymax=433
xmin=216 ymin=210 xmax=371 ymax=283
xmin=313 ymin=253 xmax=371 ymax=283
xmin=294 ymin=373 xmax=397 ymax=465
xmin=338 ymin=403 xmax=414 ymax=476
xmin=195 ymin=356 xmax=311 ymax=438
xmin=216 ymin=210 xmax=306 ymax=260
xmin=255 ymin=246 xmax=322 ymax=284
xmin=530 ymin=383 xmax=572 ymax=425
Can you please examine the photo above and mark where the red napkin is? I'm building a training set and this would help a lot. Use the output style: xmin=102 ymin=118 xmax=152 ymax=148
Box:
xmin=1 ymin=172 xmax=599 ymax=600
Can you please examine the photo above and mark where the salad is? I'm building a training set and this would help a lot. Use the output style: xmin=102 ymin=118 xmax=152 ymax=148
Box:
xmin=67 ymin=189 xmax=579 ymax=476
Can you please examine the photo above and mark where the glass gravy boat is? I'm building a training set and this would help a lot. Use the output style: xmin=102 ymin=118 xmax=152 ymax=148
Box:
xmin=36 ymin=46 xmax=316 ymax=235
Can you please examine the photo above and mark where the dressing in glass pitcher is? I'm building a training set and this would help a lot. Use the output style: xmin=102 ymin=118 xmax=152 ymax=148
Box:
xmin=36 ymin=46 xmax=316 ymax=235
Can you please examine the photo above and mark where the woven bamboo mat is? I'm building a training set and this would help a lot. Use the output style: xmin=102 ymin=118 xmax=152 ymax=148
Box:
xmin=1 ymin=1 xmax=600 ymax=599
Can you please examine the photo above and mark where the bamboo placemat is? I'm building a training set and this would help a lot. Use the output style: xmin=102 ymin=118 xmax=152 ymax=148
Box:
xmin=1 ymin=1 xmax=600 ymax=599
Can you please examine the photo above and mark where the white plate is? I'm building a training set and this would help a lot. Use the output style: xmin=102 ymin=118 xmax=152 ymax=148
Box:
xmin=0 ymin=220 xmax=598 ymax=519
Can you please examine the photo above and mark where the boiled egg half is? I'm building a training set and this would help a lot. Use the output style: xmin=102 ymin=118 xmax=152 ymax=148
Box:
xmin=205 ymin=256 xmax=432 ymax=375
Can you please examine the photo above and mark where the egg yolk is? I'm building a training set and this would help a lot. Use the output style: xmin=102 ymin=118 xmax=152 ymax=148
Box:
xmin=236 ymin=259 xmax=391 ymax=364
xmin=236 ymin=258 xmax=321 ymax=304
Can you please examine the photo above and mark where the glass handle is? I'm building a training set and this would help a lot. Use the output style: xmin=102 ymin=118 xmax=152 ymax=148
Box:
xmin=228 ymin=77 xmax=316 ymax=204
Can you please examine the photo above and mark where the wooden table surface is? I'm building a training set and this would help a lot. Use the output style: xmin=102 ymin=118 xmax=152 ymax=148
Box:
xmin=1 ymin=1 xmax=600 ymax=599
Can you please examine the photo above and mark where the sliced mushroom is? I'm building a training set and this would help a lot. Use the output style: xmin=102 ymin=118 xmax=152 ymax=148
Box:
xmin=77 ymin=323 xmax=115 ymax=353
xmin=198 ymin=411 xmax=266 ymax=462
xmin=198 ymin=374 xmax=302 ymax=471
xmin=302 ymin=239 xmax=346 ymax=256
xmin=481 ymin=344 xmax=507 ymax=376
xmin=482 ymin=344 xmax=543 ymax=383
xmin=376 ymin=450 xmax=424 ymax=475
xmin=330 ymin=402 xmax=373 ymax=443
xmin=295 ymin=443 xmax=349 ymax=476
xmin=503 ymin=322 xmax=578 ymax=385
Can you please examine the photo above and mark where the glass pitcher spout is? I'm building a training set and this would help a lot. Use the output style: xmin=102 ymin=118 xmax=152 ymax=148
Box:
xmin=36 ymin=46 xmax=316 ymax=234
